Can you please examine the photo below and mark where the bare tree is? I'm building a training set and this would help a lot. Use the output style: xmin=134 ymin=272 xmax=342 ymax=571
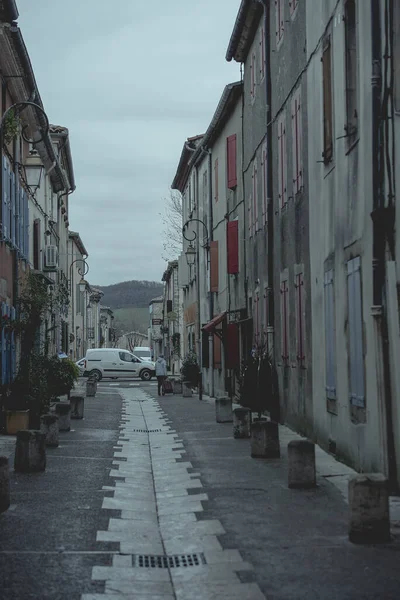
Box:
xmin=160 ymin=189 xmax=183 ymax=261
xmin=126 ymin=331 xmax=143 ymax=352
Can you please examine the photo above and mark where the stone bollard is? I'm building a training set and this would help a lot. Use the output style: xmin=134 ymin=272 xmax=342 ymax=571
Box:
xmin=233 ymin=407 xmax=251 ymax=438
xmin=40 ymin=414 xmax=59 ymax=447
xmin=14 ymin=430 xmax=46 ymax=473
xmin=55 ymin=402 xmax=71 ymax=432
xmin=288 ymin=440 xmax=316 ymax=489
xmin=182 ymin=382 xmax=193 ymax=398
xmin=216 ymin=397 xmax=233 ymax=423
xmin=173 ymin=379 xmax=183 ymax=395
xmin=251 ymin=420 xmax=280 ymax=458
xmin=0 ymin=456 xmax=10 ymax=512
xmin=70 ymin=396 xmax=85 ymax=419
xmin=349 ymin=474 xmax=391 ymax=544
xmin=86 ymin=379 xmax=97 ymax=397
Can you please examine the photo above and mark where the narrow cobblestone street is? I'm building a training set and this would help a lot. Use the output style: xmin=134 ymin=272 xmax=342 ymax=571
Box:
xmin=0 ymin=384 xmax=400 ymax=599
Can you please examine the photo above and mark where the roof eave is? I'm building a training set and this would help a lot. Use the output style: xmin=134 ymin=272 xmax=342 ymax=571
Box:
xmin=226 ymin=0 xmax=263 ymax=63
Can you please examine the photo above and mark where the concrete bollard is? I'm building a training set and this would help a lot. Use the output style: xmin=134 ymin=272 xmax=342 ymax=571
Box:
xmin=0 ymin=456 xmax=10 ymax=512
xmin=251 ymin=420 xmax=280 ymax=458
xmin=173 ymin=379 xmax=183 ymax=395
xmin=288 ymin=440 xmax=316 ymax=488
xmin=70 ymin=396 xmax=84 ymax=419
xmin=349 ymin=474 xmax=391 ymax=544
xmin=86 ymin=379 xmax=97 ymax=397
xmin=14 ymin=430 xmax=46 ymax=473
xmin=233 ymin=407 xmax=251 ymax=438
xmin=55 ymin=402 xmax=71 ymax=432
xmin=216 ymin=397 xmax=233 ymax=423
xmin=40 ymin=414 xmax=59 ymax=447
xmin=182 ymin=382 xmax=193 ymax=398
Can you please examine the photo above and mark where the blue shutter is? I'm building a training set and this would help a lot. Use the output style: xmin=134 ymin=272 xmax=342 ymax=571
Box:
xmin=15 ymin=180 xmax=20 ymax=250
xmin=2 ymin=157 xmax=9 ymax=241
xmin=347 ymin=257 xmax=365 ymax=407
xmin=11 ymin=170 xmax=16 ymax=247
xmin=24 ymin=189 xmax=29 ymax=260
xmin=11 ymin=306 xmax=16 ymax=381
xmin=324 ymin=269 xmax=336 ymax=400
xmin=1 ymin=303 xmax=7 ymax=384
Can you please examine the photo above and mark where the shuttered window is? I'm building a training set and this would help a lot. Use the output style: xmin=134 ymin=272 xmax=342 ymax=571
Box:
xmin=280 ymin=279 xmax=289 ymax=364
xmin=210 ymin=241 xmax=219 ymax=292
xmin=324 ymin=269 xmax=336 ymax=400
xmin=166 ymin=299 xmax=173 ymax=314
xmin=289 ymin=0 xmax=299 ymax=18
xmin=250 ymin=52 xmax=256 ymax=101
xmin=275 ymin=0 xmax=284 ymax=47
xmin=226 ymin=323 xmax=240 ymax=369
xmin=33 ymin=219 xmax=40 ymax=269
xmin=254 ymin=292 xmax=260 ymax=344
xmin=2 ymin=156 xmax=10 ymax=241
xmin=295 ymin=272 xmax=305 ymax=366
xmin=227 ymin=220 xmax=239 ymax=274
xmin=213 ymin=333 xmax=221 ymax=368
xmin=344 ymin=0 xmax=358 ymax=136
xmin=322 ymin=36 xmax=333 ymax=163
xmin=278 ymin=113 xmax=287 ymax=209
xmin=264 ymin=287 xmax=269 ymax=352
xmin=10 ymin=170 xmax=16 ymax=246
xmin=259 ymin=26 xmax=266 ymax=81
xmin=202 ymin=330 xmax=210 ymax=368
xmin=261 ymin=142 xmax=268 ymax=226
xmin=347 ymin=257 xmax=365 ymax=407
xmin=227 ymin=134 xmax=237 ymax=189
xmin=214 ymin=158 xmax=219 ymax=203
xmin=291 ymin=87 xmax=302 ymax=195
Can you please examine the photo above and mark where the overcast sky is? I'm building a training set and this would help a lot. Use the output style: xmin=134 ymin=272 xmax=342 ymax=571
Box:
xmin=17 ymin=1 xmax=240 ymax=286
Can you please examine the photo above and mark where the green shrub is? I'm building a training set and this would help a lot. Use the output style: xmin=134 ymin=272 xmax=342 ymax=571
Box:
xmin=180 ymin=351 xmax=200 ymax=387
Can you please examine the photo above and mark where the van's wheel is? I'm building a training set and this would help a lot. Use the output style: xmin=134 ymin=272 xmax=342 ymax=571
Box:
xmin=89 ymin=369 xmax=102 ymax=381
xmin=140 ymin=369 xmax=152 ymax=381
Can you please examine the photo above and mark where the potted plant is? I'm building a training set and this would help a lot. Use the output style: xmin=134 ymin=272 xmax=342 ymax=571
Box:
xmin=180 ymin=351 xmax=200 ymax=388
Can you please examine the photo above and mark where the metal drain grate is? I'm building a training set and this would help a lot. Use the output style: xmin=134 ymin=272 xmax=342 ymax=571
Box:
xmin=130 ymin=429 xmax=163 ymax=433
xmin=134 ymin=553 xmax=206 ymax=569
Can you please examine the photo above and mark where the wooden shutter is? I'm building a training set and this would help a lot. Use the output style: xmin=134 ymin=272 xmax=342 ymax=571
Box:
xmin=259 ymin=26 xmax=266 ymax=80
xmin=322 ymin=36 xmax=333 ymax=163
xmin=33 ymin=219 xmax=40 ymax=269
xmin=10 ymin=170 xmax=16 ymax=246
xmin=225 ymin=323 xmax=240 ymax=369
xmin=227 ymin=134 xmax=237 ymax=189
xmin=227 ymin=221 xmax=239 ymax=274
xmin=291 ymin=88 xmax=302 ymax=194
xmin=261 ymin=143 xmax=268 ymax=226
xmin=213 ymin=333 xmax=221 ymax=368
xmin=295 ymin=272 xmax=305 ymax=365
xmin=278 ymin=114 xmax=287 ymax=208
xmin=2 ymin=157 xmax=9 ymax=240
xmin=210 ymin=241 xmax=219 ymax=292
xmin=347 ymin=257 xmax=365 ymax=407
xmin=23 ymin=190 xmax=29 ymax=259
xmin=202 ymin=330 xmax=210 ymax=368
xmin=252 ymin=160 xmax=258 ymax=234
xmin=324 ymin=269 xmax=336 ymax=400
xmin=275 ymin=0 xmax=284 ymax=45
xmin=166 ymin=299 xmax=173 ymax=314
xmin=280 ymin=280 xmax=289 ymax=363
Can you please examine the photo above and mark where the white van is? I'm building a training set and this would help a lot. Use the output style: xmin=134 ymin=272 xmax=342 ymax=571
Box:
xmin=133 ymin=346 xmax=152 ymax=361
xmin=83 ymin=348 xmax=155 ymax=381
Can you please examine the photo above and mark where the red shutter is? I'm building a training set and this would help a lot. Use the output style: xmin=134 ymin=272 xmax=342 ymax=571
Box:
xmin=213 ymin=333 xmax=221 ymax=368
xmin=226 ymin=323 xmax=240 ymax=369
xmin=227 ymin=220 xmax=239 ymax=274
xmin=210 ymin=241 xmax=219 ymax=292
xmin=227 ymin=134 xmax=237 ymax=189
xmin=214 ymin=158 xmax=219 ymax=202
xmin=33 ymin=219 xmax=40 ymax=269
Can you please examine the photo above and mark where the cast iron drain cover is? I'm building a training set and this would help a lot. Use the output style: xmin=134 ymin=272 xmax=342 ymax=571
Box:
xmin=134 ymin=553 xmax=206 ymax=568
xmin=130 ymin=429 xmax=163 ymax=433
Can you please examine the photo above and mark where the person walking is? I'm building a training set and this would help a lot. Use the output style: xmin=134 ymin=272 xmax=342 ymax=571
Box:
xmin=155 ymin=354 xmax=167 ymax=396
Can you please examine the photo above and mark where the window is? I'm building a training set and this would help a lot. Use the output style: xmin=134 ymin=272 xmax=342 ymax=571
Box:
xmin=289 ymin=0 xmax=299 ymax=18
xmin=254 ymin=292 xmax=260 ymax=343
xmin=166 ymin=299 xmax=173 ymax=314
xmin=264 ymin=286 xmax=269 ymax=351
xmin=277 ymin=113 xmax=287 ymax=208
xmin=252 ymin=160 xmax=258 ymax=235
xmin=227 ymin=220 xmax=239 ymax=274
xmin=119 ymin=352 xmax=133 ymax=362
xmin=280 ymin=279 xmax=289 ymax=364
xmin=203 ymin=170 xmax=208 ymax=205
xmin=250 ymin=52 xmax=256 ymax=101
xmin=202 ymin=330 xmax=210 ymax=368
xmin=261 ymin=142 xmax=268 ymax=226
xmin=188 ymin=180 xmax=192 ymax=213
xmin=226 ymin=324 xmax=240 ymax=369
xmin=291 ymin=87 xmax=302 ymax=194
xmin=226 ymin=134 xmax=237 ymax=189
xmin=347 ymin=256 xmax=365 ymax=407
xmin=275 ymin=0 xmax=284 ymax=47
xmin=322 ymin=36 xmax=333 ymax=163
xmin=33 ymin=219 xmax=41 ymax=270
xmin=214 ymin=158 xmax=219 ymax=202
xmin=1 ymin=156 xmax=10 ymax=241
xmin=210 ymin=240 xmax=219 ymax=292
xmin=259 ymin=26 xmax=266 ymax=81
xmin=344 ymin=0 xmax=358 ymax=136
xmin=324 ymin=269 xmax=336 ymax=401
xmin=213 ymin=333 xmax=221 ymax=368
xmin=295 ymin=272 xmax=305 ymax=366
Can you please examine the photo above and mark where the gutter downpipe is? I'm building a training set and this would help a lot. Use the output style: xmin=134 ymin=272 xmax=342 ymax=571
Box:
xmin=207 ymin=148 xmax=215 ymax=398
xmin=195 ymin=163 xmax=203 ymax=400
xmin=371 ymin=0 xmax=397 ymax=490
xmin=259 ymin=0 xmax=279 ymax=421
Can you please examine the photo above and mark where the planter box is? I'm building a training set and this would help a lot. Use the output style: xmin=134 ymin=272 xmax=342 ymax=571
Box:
xmin=6 ymin=410 xmax=30 ymax=435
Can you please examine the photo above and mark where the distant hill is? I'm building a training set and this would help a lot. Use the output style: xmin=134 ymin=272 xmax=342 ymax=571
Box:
xmin=95 ymin=280 xmax=163 ymax=310
xmin=95 ymin=280 xmax=164 ymax=336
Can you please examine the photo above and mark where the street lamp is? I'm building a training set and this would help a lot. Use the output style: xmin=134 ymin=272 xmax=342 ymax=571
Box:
xmin=23 ymin=152 xmax=44 ymax=197
xmin=182 ymin=218 xmax=209 ymax=250
xmin=69 ymin=258 xmax=89 ymax=357
xmin=185 ymin=242 xmax=197 ymax=268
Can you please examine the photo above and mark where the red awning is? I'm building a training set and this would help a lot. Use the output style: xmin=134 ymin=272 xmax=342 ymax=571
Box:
xmin=202 ymin=311 xmax=227 ymax=333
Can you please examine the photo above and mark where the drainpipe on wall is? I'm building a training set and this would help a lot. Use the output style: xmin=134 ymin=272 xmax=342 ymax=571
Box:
xmin=207 ymin=148 xmax=215 ymax=398
xmin=370 ymin=0 xmax=398 ymax=490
